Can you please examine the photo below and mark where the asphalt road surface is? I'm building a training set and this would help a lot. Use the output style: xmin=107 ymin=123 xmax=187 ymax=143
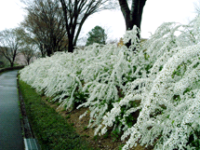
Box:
xmin=0 ymin=70 xmax=24 ymax=150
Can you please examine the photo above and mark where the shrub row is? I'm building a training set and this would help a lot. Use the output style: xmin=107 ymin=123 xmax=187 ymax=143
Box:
xmin=20 ymin=17 xmax=200 ymax=150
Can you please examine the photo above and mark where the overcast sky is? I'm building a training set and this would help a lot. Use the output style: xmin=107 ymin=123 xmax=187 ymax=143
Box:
xmin=0 ymin=0 xmax=198 ymax=42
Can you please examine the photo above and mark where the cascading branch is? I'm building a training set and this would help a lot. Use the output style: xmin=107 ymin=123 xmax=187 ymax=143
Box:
xmin=20 ymin=16 xmax=200 ymax=150
xmin=101 ymin=18 xmax=200 ymax=150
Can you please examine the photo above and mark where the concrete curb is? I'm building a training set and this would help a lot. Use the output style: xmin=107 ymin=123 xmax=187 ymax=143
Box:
xmin=17 ymin=74 xmax=41 ymax=150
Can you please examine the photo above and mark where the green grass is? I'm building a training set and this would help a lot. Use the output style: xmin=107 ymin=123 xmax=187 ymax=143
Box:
xmin=19 ymin=80 xmax=95 ymax=150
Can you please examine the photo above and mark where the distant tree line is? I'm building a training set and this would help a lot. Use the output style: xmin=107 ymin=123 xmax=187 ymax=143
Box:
xmin=21 ymin=0 xmax=146 ymax=53
xmin=0 ymin=0 xmax=147 ymax=67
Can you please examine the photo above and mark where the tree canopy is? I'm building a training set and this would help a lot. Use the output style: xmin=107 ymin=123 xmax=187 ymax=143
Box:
xmin=22 ymin=0 xmax=68 ymax=57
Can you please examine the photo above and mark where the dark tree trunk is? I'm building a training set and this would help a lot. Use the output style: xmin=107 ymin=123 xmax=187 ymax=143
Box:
xmin=46 ymin=48 xmax=53 ymax=57
xmin=68 ymin=40 xmax=74 ymax=53
xmin=119 ymin=0 xmax=146 ymax=31
xmin=27 ymin=58 xmax=30 ymax=65
xmin=118 ymin=0 xmax=146 ymax=48
xmin=39 ymin=43 xmax=46 ymax=57
xmin=67 ymin=33 xmax=74 ymax=53
xmin=10 ymin=62 xmax=14 ymax=68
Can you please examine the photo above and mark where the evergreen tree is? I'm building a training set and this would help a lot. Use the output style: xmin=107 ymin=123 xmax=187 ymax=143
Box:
xmin=86 ymin=26 xmax=107 ymax=46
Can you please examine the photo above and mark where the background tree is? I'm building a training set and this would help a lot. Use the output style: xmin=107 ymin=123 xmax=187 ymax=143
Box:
xmin=59 ymin=0 xmax=111 ymax=52
xmin=14 ymin=27 xmax=37 ymax=65
xmin=20 ymin=46 xmax=35 ymax=65
xmin=0 ymin=29 xmax=21 ymax=67
xmin=22 ymin=0 xmax=68 ymax=57
xmin=86 ymin=26 xmax=107 ymax=46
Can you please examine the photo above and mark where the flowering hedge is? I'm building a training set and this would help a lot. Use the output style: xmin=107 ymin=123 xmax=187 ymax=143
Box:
xmin=20 ymin=17 xmax=200 ymax=149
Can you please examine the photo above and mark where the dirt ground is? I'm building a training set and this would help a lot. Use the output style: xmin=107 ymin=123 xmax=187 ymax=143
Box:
xmin=42 ymin=97 xmax=153 ymax=150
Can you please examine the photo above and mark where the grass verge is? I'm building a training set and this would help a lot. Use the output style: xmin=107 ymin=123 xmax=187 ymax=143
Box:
xmin=18 ymin=79 xmax=95 ymax=150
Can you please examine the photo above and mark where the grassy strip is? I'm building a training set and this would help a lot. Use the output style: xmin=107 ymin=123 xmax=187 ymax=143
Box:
xmin=19 ymin=80 xmax=95 ymax=150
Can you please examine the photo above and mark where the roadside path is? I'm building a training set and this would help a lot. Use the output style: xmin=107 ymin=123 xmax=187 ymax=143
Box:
xmin=0 ymin=70 xmax=24 ymax=150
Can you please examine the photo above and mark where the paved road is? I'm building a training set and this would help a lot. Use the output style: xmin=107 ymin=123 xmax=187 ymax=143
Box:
xmin=0 ymin=70 xmax=24 ymax=150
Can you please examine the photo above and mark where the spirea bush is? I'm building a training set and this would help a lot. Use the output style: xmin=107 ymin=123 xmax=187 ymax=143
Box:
xmin=20 ymin=17 xmax=200 ymax=150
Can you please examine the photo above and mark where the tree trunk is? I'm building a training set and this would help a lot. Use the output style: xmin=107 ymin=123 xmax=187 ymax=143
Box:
xmin=118 ymin=0 xmax=146 ymax=48
xmin=67 ymin=37 xmax=74 ymax=53
xmin=68 ymin=42 xmax=74 ymax=53
xmin=46 ymin=48 xmax=53 ymax=57
xmin=10 ymin=62 xmax=14 ymax=68
xmin=27 ymin=58 xmax=30 ymax=65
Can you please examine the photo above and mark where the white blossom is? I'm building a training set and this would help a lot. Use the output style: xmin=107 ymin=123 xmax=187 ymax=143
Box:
xmin=20 ymin=16 xmax=200 ymax=150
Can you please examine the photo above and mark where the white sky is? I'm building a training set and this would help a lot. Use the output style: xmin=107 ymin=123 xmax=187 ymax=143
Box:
xmin=0 ymin=0 xmax=25 ymax=30
xmin=0 ymin=0 xmax=198 ymax=42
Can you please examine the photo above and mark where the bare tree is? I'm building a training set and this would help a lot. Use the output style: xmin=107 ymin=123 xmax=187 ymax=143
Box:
xmin=22 ymin=0 xmax=68 ymax=56
xmin=20 ymin=46 xmax=35 ymax=65
xmin=0 ymin=29 xmax=21 ymax=67
xmin=59 ymin=0 xmax=111 ymax=52
xmin=14 ymin=27 xmax=37 ymax=65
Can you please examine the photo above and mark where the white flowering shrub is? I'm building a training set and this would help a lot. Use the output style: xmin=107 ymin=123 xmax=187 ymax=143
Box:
xmin=101 ymin=18 xmax=200 ymax=150
xmin=20 ymin=17 xmax=200 ymax=150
